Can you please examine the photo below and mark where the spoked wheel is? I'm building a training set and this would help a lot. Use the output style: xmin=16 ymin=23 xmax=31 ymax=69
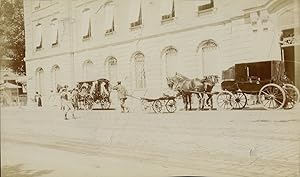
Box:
xmin=152 ymin=100 xmax=163 ymax=113
xmin=166 ymin=99 xmax=177 ymax=113
xmin=282 ymin=84 xmax=300 ymax=109
xmin=232 ymin=92 xmax=248 ymax=110
xmin=100 ymin=97 xmax=111 ymax=109
xmin=216 ymin=91 xmax=233 ymax=110
xmin=259 ymin=83 xmax=286 ymax=110
xmin=85 ymin=95 xmax=94 ymax=110
xmin=141 ymin=100 xmax=152 ymax=112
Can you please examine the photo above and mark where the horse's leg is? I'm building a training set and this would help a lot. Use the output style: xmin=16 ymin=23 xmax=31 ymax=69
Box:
xmin=198 ymin=93 xmax=203 ymax=110
xmin=184 ymin=95 xmax=188 ymax=111
xmin=197 ymin=93 xmax=201 ymax=111
xmin=201 ymin=94 xmax=205 ymax=110
xmin=185 ymin=95 xmax=188 ymax=111
xmin=206 ymin=94 xmax=213 ymax=110
xmin=188 ymin=94 xmax=192 ymax=110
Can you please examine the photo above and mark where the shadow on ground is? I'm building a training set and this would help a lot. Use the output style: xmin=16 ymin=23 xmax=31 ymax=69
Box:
xmin=1 ymin=164 xmax=53 ymax=177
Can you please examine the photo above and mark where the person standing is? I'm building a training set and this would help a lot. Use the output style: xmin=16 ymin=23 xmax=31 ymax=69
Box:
xmin=71 ymin=88 xmax=79 ymax=110
xmin=113 ymin=81 xmax=129 ymax=113
xmin=61 ymin=87 xmax=75 ymax=120
xmin=35 ymin=92 xmax=42 ymax=107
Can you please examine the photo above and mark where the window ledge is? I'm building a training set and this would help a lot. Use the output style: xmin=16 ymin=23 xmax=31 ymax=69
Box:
xmin=52 ymin=43 xmax=58 ymax=48
xmin=197 ymin=7 xmax=216 ymax=16
xmin=161 ymin=17 xmax=176 ymax=25
xmin=105 ymin=31 xmax=115 ymax=36
xmin=130 ymin=25 xmax=143 ymax=31
xmin=82 ymin=36 xmax=91 ymax=41
xmin=35 ymin=47 xmax=42 ymax=52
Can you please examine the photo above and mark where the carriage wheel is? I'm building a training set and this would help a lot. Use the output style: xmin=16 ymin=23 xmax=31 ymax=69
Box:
xmin=232 ymin=92 xmax=247 ymax=110
xmin=100 ymin=98 xmax=111 ymax=110
xmin=152 ymin=100 xmax=162 ymax=113
xmin=141 ymin=100 xmax=151 ymax=112
xmin=85 ymin=95 xmax=94 ymax=110
xmin=216 ymin=91 xmax=233 ymax=110
xmin=259 ymin=83 xmax=286 ymax=110
xmin=282 ymin=84 xmax=300 ymax=109
xmin=166 ymin=99 xmax=177 ymax=113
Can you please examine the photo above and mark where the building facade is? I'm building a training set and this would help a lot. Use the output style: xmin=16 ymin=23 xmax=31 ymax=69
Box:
xmin=24 ymin=0 xmax=300 ymax=105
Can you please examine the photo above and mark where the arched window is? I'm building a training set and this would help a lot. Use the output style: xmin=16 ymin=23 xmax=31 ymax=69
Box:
xmin=35 ymin=68 xmax=44 ymax=94
xmin=107 ymin=57 xmax=118 ymax=83
xmin=165 ymin=48 xmax=178 ymax=77
xmin=83 ymin=60 xmax=94 ymax=81
xmin=51 ymin=65 xmax=60 ymax=92
xmin=134 ymin=53 xmax=146 ymax=89
xmin=199 ymin=40 xmax=220 ymax=77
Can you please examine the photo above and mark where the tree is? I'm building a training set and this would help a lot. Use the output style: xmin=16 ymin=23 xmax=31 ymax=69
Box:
xmin=0 ymin=0 xmax=26 ymax=74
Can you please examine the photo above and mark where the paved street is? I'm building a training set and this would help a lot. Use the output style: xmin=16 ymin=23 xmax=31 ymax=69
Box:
xmin=1 ymin=105 xmax=300 ymax=177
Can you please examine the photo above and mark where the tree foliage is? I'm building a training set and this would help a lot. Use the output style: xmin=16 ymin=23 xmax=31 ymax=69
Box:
xmin=0 ymin=0 xmax=25 ymax=74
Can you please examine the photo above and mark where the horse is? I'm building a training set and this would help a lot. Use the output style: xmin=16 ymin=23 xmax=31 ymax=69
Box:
xmin=167 ymin=73 xmax=218 ymax=110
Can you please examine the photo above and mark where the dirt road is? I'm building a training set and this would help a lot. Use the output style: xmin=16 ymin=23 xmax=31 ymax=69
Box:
xmin=1 ymin=107 xmax=300 ymax=177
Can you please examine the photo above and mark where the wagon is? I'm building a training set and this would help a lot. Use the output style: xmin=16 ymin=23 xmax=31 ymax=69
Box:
xmin=140 ymin=96 xmax=177 ymax=113
xmin=217 ymin=60 xmax=299 ymax=110
xmin=76 ymin=78 xmax=111 ymax=110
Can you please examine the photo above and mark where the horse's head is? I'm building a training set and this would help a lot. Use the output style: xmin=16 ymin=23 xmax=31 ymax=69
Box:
xmin=56 ymin=84 xmax=63 ymax=93
xmin=166 ymin=77 xmax=175 ymax=89
xmin=203 ymin=75 xmax=219 ymax=85
xmin=175 ymin=72 xmax=190 ymax=81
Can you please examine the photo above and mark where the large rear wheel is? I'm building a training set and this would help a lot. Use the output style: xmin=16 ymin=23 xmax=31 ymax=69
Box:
xmin=216 ymin=91 xmax=233 ymax=110
xmin=100 ymin=97 xmax=111 ymax=109
xmin=282 ymin=84 xmax=299 ymax=109
xmin=259 ymin=83 xmax=286 ymax=110
xmin=85 ymin=95 xmax=94 ymax=110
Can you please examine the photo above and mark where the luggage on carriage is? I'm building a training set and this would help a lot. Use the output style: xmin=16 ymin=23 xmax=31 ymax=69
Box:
xmin=217 ymin=60 xmax=299 ymax=110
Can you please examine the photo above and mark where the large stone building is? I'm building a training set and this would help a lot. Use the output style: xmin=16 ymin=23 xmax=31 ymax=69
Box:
xmin=24 ymin=0 xmax=299 ymax=105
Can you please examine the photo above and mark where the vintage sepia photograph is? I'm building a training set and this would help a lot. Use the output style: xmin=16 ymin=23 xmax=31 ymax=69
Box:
xmin=1 ymin=0 xmax=300 ymax=176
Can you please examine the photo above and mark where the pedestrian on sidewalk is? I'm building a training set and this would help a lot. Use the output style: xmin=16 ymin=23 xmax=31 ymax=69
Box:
xmin=35 ymin=91 xmax=42 ymax=107
xmin=71 ymin=88 xmax=79 ymax=110
xmin=113 ymin=81 xmax=129 ymax=113
xmin=61 ymin=87 xmax=75 ymax=120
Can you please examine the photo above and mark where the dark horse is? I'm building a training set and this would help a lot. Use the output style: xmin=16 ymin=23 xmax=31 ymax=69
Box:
xmin=167 ymin=73 xmax=218 ymax=110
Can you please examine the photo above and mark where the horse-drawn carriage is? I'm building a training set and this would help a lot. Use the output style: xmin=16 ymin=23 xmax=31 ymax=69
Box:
xmin=76 ymin=78 xmax=111 ymax=110
xmin=217 ymin=60 xmax=299 ymax=110
xmin=140 ymin=96 xmax=177 ymax=113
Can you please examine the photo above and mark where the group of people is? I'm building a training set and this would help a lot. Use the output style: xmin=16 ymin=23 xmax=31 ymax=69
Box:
xmin=59 ymin=81 xmax=129 ymax=120
xmin=35 ymin=80 xmax=167 ymax=120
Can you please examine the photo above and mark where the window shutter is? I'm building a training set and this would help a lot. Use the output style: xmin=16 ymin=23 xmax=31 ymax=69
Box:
xmin=128 ymin=0 xmax=141 ymax=23
xmin=51 ymin=19 xmax=58 ymax=44
xmin=34 ymin=0 xmax=40 ymax=9
xmin=104 ymin=4 xmax=114 ymax=31
xmin=81 ymin=9 xmax=90 ymax=37
xmin=35 ymin=24 xmax=42 ymax=47
xmin=160 ymin=0 xmax=173 ymax=16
